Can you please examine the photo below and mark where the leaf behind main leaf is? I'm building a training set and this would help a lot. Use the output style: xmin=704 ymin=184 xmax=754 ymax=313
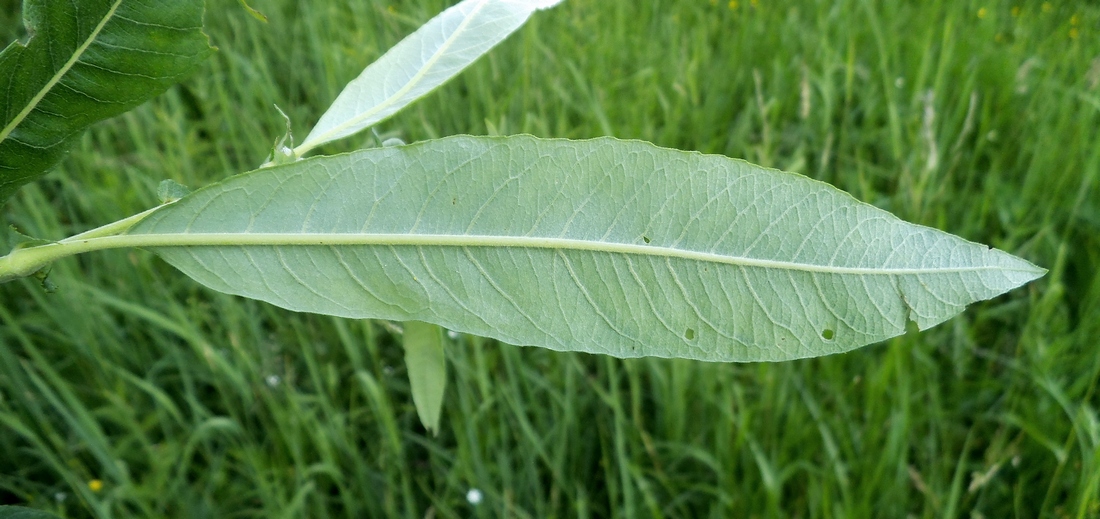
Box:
xmin=130 ymin=136 xmax=1045 ymax=362
xmin=296 ymin=0 xmax=563 ymax=155
xmin=403 ymin=321 xmax=447 ymax=435
xmin=0 ymin=0 xmax=213 ymax=203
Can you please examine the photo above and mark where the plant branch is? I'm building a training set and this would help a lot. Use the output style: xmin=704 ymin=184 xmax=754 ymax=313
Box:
xmin=0 ymin=205 xmax=163 ymax=283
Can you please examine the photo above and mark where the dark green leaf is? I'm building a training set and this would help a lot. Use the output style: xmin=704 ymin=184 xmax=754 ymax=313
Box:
xmin=0 ymin=0 xmax=214 ymax=202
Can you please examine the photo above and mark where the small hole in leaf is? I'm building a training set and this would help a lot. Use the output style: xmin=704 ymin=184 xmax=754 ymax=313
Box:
xmin=685 ymin=328 xmax=696 ymax=340
xmin=821 ymin=328 xmax=835 ymax=340
xmin=643 ymin=236 xmax=651 ymax=244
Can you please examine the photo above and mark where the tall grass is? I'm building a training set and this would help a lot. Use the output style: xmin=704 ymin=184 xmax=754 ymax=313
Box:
xmin=2 ymin=0 xmax=1097 ymax=517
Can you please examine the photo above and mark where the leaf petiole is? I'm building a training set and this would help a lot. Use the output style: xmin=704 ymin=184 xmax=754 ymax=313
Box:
xmin=0 ymin=205 xmax=164 ymax=283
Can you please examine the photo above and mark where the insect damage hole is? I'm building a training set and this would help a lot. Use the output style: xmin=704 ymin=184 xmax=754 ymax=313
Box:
xmin=821 ymin=328 xmax=835 ymax=341
xmin=684 ymin=328 xmax=696 ymax=340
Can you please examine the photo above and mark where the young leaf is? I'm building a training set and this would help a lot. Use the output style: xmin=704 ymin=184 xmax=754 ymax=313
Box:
xmin=403 ymin=321 xmax=447 ymax=435
xmin=126 ymin=135 xmax=1044 ymax=362
xmin=295 ymin=0 xmax=564 ymax=156
xmin=0 ymin=0 xmax=214 ymax=202
xmin=156 ymin=179 xmax=192 ymax=204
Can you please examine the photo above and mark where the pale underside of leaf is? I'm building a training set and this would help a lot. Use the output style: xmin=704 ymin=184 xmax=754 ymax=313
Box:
xmin=297 ymin=0 xmax=561 ymax=155
xmin=131 ymin=136 xmax=1045 ymax=362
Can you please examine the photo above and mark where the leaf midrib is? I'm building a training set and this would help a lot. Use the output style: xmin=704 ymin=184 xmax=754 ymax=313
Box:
xmin=65 ymin=232 xmax=1043 ymax=276
xmin=0 ymin=0 xmax=124 ymax=144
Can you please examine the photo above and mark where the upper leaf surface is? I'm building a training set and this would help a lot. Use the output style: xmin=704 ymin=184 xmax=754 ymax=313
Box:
xmin=0 ymin=0 xmax=213 ymax=202
xmin=131 ymin=136 xmax=1045 ymax=362
xmin=297 ymin=0 xmax=563 ymax=155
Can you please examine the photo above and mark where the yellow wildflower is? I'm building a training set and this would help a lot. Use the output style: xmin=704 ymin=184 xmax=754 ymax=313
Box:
xmin=729 ymin=0 xmax=738 ymax=9
xmin=88 ymin=480 xmax=103 ymax=493
xmin=977 ymin=7 xmax=988 ymax=19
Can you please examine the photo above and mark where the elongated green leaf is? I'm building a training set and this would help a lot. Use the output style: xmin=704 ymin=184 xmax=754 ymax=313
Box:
xmin=129 ymin=136 xmax=1045 ymax=362
xmin=296 ymin=0 xmax=563 ymax=156
xmin=403 ymin=321 xmax=447 ymax=435
xmin=0 ymin=0 xmax=213 ymax=202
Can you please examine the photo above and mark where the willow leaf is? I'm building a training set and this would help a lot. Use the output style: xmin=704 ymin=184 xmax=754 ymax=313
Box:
xmin=296 ymin=0 xmax=563 ymax=156
xmin=403 ymin=321 xmax=447 ymax=435
xmin=129 ymin=136 xmax=1045 ymax=362
xmin=0 ymin=0 xmax=213 ymax=202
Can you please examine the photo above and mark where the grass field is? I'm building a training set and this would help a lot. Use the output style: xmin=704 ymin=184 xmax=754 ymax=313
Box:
xmin=1 ymin=0 xmax=1098 ymax=517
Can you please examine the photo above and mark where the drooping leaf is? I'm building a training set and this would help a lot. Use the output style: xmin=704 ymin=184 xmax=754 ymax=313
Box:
xmin=295 ymin=0 xmax=564 ymax=156
xmin=0 ymin=0 xmax=214 ymax=202
xmin=403 ymin=321 xmax=447 ymax=435
xmin=129 ymin=136 xmax=1045 ymax=362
